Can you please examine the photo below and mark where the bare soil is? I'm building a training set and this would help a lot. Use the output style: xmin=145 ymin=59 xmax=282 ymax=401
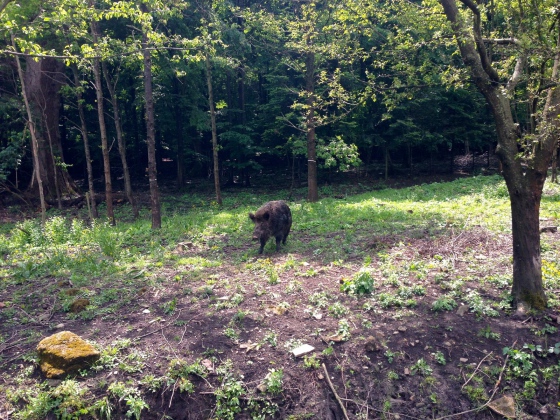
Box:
xmin=1 ymin=170 xmax=559 ymax=420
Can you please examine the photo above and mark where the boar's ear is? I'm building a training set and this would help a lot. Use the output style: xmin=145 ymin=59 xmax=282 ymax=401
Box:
xmin=263 ymin=212 xmax=270 ymax=221
xmin=249 ymin=212 xmax=255 ymax=221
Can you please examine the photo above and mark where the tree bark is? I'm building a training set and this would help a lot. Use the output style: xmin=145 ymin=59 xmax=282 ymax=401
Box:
xmin=12 ymin=35 xmax=46 ymax=222
xmin=306 ymin=47 xmax=318 ymax=202
xmin=24 ymin=56 xmax=77 ymax=201
xmin=439 ymin=0 xmax=556 ymax=309
xmin=71 ymin=64 xmax=98 ymax=219
xmin=102 ymin=61 xmax=139 ymax=219
xmin=206 ymin=55 xmax=222 ymax=206
xmin=143 ymin=31 xmax=162 ymax=229
xmin=91 ymin=19 xmax=115 ymax=225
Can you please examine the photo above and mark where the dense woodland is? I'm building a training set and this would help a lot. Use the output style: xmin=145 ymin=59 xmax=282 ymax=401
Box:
xmin=0 ymin=0 xmax=560 ymax=310
xmin=0 ymin=0 xmax=499 ymax=205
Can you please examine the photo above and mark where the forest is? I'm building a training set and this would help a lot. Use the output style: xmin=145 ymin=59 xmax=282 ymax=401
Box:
xmin=1 ymin=0 xmax=560 ymax=419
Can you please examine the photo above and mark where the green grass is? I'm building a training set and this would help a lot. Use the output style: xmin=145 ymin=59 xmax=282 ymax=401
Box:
xmin=2 ymin=175 xmax=560 ymax=418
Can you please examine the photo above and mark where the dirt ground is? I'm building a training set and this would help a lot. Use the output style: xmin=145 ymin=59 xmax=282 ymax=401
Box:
xmin=1 ymin=166 xmax=559 ymax=419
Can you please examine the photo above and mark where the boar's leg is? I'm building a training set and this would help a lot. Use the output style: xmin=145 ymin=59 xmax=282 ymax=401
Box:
xmin=275 ymin=235 xmax=283 ymax=251
xmin=258 ymin=238 xmax=266 ymax=254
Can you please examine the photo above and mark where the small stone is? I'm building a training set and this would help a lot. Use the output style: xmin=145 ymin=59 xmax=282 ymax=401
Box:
xmin=457 ymin=305 xmax=468 ymax=316
xmin=459 ymin=358 xmax=468 ymax=363
xmin=487 ymin=395 xmax=516 ymax=418
xmin=404 ymin=368 xmax=410 ymax=375
xmin=364 ymin=335 xmax=383 ymax=352
xmin=142 ymin=309 xmax=151 ymax=314
xmin=443 ymin=341 xmax=452 ymax=347
xmin=292 ymin=344 xmax=315 ymax=357
xmin=54 ymin=323 xmax=65 ymax=329
xmin=398 ymin=326 xmax=407 ymax=332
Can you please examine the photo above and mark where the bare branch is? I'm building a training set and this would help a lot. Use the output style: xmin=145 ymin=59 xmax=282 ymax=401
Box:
xmin=506 ymin=54 xmax=526 ymax=92
xmin=457 ymin=0 xmax=500 ymax=83
xmin=482 ymin=38 xmax=521 ymax=45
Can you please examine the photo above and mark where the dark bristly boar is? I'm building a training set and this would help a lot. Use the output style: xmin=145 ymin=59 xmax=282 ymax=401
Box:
xmin=249 ymin=200 xmax=292 ymax=254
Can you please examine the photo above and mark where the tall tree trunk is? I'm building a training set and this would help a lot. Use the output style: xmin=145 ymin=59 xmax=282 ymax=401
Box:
xmin=143 ymin=31 xmax=162 ymax=229
xmin=12 ymin=35 xmax=46 ymax=222
xmin=306 ymin=47 xmax=318 ymax=202
xmin=172 ymin=78 xmax=185 ymax=188
xmin=91 ymin=20 xmax=115 ymax=225
xmin=71 ymin=64 xmax=98 ymax=219
xmin=24 ymin=56 xmax=77 ymax=201
xmin=439 ymin=0 xmax=558 ymax=310
xmin=102 ymin=61 xmax=139 ymax=219
xmin=206 ymin=55 xmax=222 ymax=206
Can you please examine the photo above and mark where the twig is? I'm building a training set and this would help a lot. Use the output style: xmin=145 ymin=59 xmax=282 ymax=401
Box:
xmin=168 ymin=379 xmax=178 ymax=409
xmin=134 ymin=309 xmax=186 ymax=340
xmin=461 ymin=351 xmax=493 ymax=390
xmin=322 ymin=363 xmax=350 ymax=420
xmin=433 ymin=341 xmax=515 ymax=420
xmin=338 ymin=397 xmax=419 ymax=420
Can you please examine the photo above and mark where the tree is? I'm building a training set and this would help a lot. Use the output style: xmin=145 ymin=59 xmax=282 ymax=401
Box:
xmin=205 ymin=53 xmax=223 ymax=206
xmin=90 ymin=16 xmax=115 ymax=225
xmin=4 ymin=1 xmax=79 ymax=203
xmin=12 ymin=35 xmax=46 ymax=222
xmin=140 ymin=6 xmax=162 ymax=229
xmin=243 ymin=0 xmax=366 ymax=201
xmin=436 ymin=0 xmax=559 ymax=310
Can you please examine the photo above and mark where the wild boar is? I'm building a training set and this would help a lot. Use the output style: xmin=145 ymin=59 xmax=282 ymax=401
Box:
xmin=249 ymin=200 xmax=292 ymax=254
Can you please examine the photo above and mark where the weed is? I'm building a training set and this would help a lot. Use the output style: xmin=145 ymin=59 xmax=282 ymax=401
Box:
xmin=162 ymin=297 xmax=177 ymax=315
xmin=478 ymin=326 xmax=501 ymax=340
xmin=431 ymin=296 xmax=457 ymax=312
xmin=264 ymin=368 xmax=284 ymax=395
xmin=107 ymin=382 xmax=149 ymax=420
xmin=384 ymin=349 xmax=396 ymax=364
xmin=340 ymin=268 xmax=375 ymax=295
xmin=214 ymin=361 xmax=244 ymax=420
xmin=463 ymin=290 xmax=499 ymax=317
xmin=303 ymin=354 xmax=321 ymax=369
xmin=410 ymin=358 xmax=433 ymax=376
xmin=337 ymin=319 xmax=352 ymax=340
xmin=463 ymin=384 xmax=487 ymax=403
xmin=322 ymin=346 xmax=334 ymax=356
xmin=263 ymin=331 xmax=278 ymax=347
xmin=328 ymin=302 xmax=349 ymax=318
xmin=309 ymin=291 xmax=330 ymax=308
xmin=387 ymin=370 xmax=399 ymax=380
xmin=503 ymin=346 xmax=536 ymax=379
xmin=432 ymin=351 xmax=446 ymax=365
xmin=224 ymin=327 xmax=239 ymax=341
xmin=140 ymin=375 xmax=165 ymax=393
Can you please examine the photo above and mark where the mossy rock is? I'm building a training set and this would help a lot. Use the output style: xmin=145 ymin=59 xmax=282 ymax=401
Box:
xmin=36 ymin=331 xmax=100 ymax=378
xmin=69 ymin=298 xmax=90 ymax=313
xmin=64 ymin=288 xmax=81 ymax=297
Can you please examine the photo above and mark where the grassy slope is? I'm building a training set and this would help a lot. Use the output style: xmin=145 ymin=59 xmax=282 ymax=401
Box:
xmin=1 ymin=174 xmax=560 ymax=419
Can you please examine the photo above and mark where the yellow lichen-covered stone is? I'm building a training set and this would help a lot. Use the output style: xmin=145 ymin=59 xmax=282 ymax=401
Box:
xmin=36 ymin=331 xmax=100 ymax=378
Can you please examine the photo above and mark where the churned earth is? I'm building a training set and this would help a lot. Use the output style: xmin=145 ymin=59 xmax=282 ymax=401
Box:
xmin=0 ymin=171 xmax=559 ymax=419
